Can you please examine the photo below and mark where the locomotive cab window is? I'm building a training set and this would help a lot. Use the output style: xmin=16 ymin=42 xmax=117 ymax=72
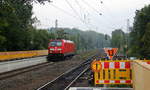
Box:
xmin=50 ymin=41 xmax=62 ymax=46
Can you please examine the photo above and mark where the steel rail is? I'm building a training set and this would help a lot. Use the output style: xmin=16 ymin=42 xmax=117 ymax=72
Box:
xmin=0 ymin=62 xmax=53 ymax=80
xmin=64 ymin=65 xmax=90 ymax=90
xmin=37 ymin=55 xmax=97 ymax=90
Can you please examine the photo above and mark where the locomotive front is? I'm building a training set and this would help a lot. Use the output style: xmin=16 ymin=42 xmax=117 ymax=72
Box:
xmin=47 ymin=40 xmax=64 ymax=61
xmin=47 ymin=39 xmax=75 ymax=61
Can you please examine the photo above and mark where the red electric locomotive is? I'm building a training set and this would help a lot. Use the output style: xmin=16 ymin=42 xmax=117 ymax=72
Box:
xmin=47 ymin=39 xmax=75 ymax=61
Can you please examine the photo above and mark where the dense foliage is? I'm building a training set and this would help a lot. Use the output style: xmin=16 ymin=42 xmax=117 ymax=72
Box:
xmin=130 ymin=5 xmax=150 ymax=58
xmin=0 ymin=0 xmax=110 ymax=51
xmin=111 ymin=29 xmax=127 ymax=55
xmin=0 ymin=0 xmax=50 ymax=51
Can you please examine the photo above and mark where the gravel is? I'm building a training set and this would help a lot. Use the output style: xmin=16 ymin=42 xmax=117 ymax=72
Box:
xmin=0 ymin=52 xmax=96 ymax=90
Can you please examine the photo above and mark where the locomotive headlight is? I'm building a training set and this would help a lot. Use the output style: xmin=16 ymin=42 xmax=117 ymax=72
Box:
xmin=57 ymin=48 xmax=62 ymax=50
xmin=50 ymin=48 xmax=54 ymax=50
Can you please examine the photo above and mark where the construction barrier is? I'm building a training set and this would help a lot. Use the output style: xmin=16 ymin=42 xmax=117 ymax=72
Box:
xmin=91 ymin=60 xmax=132 ymax=85
xmin=143 ymin=60 xmax=150 ymax=64
xmin=132 ymin=60 xmax=150 ymax=90
xmin=0 ymin=50 xmax=48 ymax=61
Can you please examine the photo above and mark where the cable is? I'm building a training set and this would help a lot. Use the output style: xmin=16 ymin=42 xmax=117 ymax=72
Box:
xmin=71 ymin=0 xmax=101 ymax=30
xmin=80 ymin=0 xmax=116 ymax=30
xmin=49 ymin=3 xmax=91 ymax=30
xmin=64 ymin=0 xmax=93 ymax=30
xmin=51 ymin=4 xmax=77 ymax=18
xmin=50 ymin=1 xmax=115 ymax=31
xmin=51 ymin=4 xmax=85 ymax=25
xmin=75 ymin=0 xmax=85 ymax=19
xmin=65 ymin=0 xmax=101 ymax=30
xmin=82 ymin=0 xmax=100 ymax=14
xmin=65 ymin=0 xmax=82 ymax=21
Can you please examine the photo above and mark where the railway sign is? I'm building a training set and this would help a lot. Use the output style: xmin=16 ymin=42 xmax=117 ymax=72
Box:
xmin=104 ymin=48 xmax=118 ymax=60
xmin=91 ymin=61 xmax=102 ymax=72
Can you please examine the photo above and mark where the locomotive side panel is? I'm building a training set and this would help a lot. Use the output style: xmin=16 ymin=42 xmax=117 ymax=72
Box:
xmin=63 ymin=41 xmax=75 ymax=56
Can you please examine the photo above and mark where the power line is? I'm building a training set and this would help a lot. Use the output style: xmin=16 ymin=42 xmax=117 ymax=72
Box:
xmin=82 ymin=0 xmax=101 ymax=14
xmin=75 ymin=0 xmax=84 ymax=18
xmin=51 ymin=3 xmax=87 ymax=26
xmin=74 ymin=0 xmax=115 ymax=31
xmin=50 ymin=3 xmax=91 ymax=30
xmin=50 ymin=1 xmax=115 ymax=31
xmin=65 ymin=0 xmax=82 ymax=21
xmin=68 ymin=0 xmax=102 ymax=30
xmin=80 ymin=0 xmax=116 ymax=29
xmin=64 ymin=0 xmax=93 ymax=30
xmin=75 ymin=0 xmax=93 ymax=27
xmin=50 ymin=4 xmax=76 ymax=18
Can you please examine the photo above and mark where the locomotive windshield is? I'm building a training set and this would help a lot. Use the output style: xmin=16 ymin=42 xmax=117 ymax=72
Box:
xmin=50 ymin=41 xmax=62 ymax=46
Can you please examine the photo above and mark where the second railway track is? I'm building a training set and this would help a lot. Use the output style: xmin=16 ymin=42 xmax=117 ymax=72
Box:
xmin=37 ymin=55 xmax=98 ymax=90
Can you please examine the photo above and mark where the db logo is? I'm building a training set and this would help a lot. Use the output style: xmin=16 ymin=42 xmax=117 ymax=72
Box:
xmin=91 ymin=61 xmax=102 ymax=72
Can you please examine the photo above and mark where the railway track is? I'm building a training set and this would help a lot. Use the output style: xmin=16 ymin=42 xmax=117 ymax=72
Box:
xmin=0 ymin=62 xmax=53 ymax=80
xmin=37 ymin=55 xmax=97 ymax=90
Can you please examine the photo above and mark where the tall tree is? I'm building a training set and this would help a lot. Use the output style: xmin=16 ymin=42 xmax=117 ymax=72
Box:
xmin=111 ymin=29 xmax=127 ymax=54
xmin=130 ymin=5 xmax=150 ymax=58
xmin=0 ymin=0 xmax=49 ymax=51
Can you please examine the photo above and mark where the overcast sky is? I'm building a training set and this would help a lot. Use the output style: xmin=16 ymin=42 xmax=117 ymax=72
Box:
xmin=33 ymin=0 xmax=150 ymax=35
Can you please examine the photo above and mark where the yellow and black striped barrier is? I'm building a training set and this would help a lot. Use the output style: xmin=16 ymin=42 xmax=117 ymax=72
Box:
xmin=0 ymin=50 xmax=48 ymax=61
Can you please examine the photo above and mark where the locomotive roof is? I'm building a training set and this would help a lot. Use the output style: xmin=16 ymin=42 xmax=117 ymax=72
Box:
xmin=50 ymin=39 xmax=74 ymax=43
xmin=63 ymin=40 xmax=74 ymax=43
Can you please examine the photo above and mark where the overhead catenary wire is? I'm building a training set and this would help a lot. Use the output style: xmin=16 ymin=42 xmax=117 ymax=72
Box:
xmin=74 ymin=0 xmax=94 ymax=28
xmin=50 ymin=0 xmax=116 ymax=31
xmin=82 ymin=0 xmax=101 ymax=15
xmin=50 ymin=4 xmax=91 ymax=28
xmin=68 ymin=0 xmax=103 ymax=30
xmin=75 ymin=0 xmax=84 ymax=19
xmin=65 ymin=0 xmax=83 ymax=21
xmin=74 ymin=0 xmax=106 ymax=31
xmin=64 ymin=0 xmax=93 ymax=30
xmin=72 ymin=0 xmax=117 ymax=31
xmin=50 ymin=4 xmax=77 ymax=19
xmin=65 ymin=0 xmax=94 ymax=28
xmin=49 ymin=3 xmax=92 ymax=30
xmin=75 ymin=0 xmax=92 ymax=24
xmin=51 ymin=0 xmax=116 ymax=30
xmin=80 ymin=0 xmax=117 ymax=29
